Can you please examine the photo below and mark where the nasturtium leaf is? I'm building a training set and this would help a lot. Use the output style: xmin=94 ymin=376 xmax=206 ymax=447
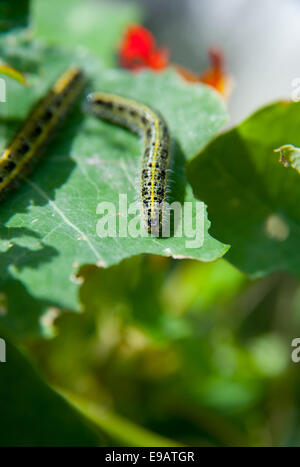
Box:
xmin=0 ymin=34 xmax=228 ymax=339
xmin=187 ymin=101 xmax=300 ymax=279
xmin=0 ymin=333 xmax=99 ymax=447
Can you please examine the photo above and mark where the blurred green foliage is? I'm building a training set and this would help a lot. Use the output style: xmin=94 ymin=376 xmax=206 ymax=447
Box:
xmin=0 ymin=333 xmax=99 ymax=447
xmin=28 ymin=257 xmax=300 ymax=446
xmin=0 ymin=0 xmax=300 ymax=448
xmin=0 ymin=0 xmax=30 ymax=32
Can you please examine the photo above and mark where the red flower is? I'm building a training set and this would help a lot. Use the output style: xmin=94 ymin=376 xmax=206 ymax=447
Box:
xmin=118 ymin=24 xmax=169 ymax=71
xmin=118 ymin=25 xmax=232 ymax=98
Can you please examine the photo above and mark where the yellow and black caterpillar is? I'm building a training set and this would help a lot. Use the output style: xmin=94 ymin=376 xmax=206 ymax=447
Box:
xmin=85 ymin=92 xmax=171 ymax=233
xmin=1 ymin=67 xmax=171 ymax=234
xmin=0 ymin=67 xmax=85 ymax=195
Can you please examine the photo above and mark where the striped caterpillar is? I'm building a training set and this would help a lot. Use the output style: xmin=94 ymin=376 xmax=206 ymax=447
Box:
xmin=85 ymin=92 xmax=171 ymax=234
xmin=0 ymin=67 xmax=85 ymax=195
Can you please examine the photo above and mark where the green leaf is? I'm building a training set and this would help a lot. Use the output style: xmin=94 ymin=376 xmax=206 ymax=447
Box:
xmin=0 ymin=35 xmax=228 ymax=338
xmin=31 ymin=0 xmax=142 ymax=67
xmin=187 ymin=101 xmax=300 ymax=279
xmin=0 ymin=332 xmax=99 ymax=446
xmin=59 ymin=389 xmax=183 ymax=447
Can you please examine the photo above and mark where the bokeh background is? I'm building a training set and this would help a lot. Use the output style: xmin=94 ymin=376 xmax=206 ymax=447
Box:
xmin=2 ymin=0 xmax=300 ymax=447
xmin=115 ymin=0 xmax=300 ymax=126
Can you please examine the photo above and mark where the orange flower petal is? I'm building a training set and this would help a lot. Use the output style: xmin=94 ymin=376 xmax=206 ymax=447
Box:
xmin=117 ymin=25 xmax=232 ymax=98
xmin=148 ymin=48 xmax=169 ymax=71
xmin=172 ymin=64 xmax=200 ymax=83
xmin=174 ymin=49 xmax=232 ymax=98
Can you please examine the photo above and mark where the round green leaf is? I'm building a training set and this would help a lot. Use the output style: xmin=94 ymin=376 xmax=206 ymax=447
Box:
xmin=187 ymin=101 xmax=300 ymax=279
xmin=0 ymin=36 xmax=228 ymax=338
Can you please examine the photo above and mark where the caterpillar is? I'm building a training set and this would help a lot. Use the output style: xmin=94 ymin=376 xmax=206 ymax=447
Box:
xmin=0 ymin=67 xmax=85 ymax=196
xmin=85 ymin=92 xmax=171 ymax=234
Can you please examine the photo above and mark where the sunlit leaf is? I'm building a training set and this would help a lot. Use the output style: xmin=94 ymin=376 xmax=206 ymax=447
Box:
xmin=0 ymin=34 xmax=228 ymax=338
